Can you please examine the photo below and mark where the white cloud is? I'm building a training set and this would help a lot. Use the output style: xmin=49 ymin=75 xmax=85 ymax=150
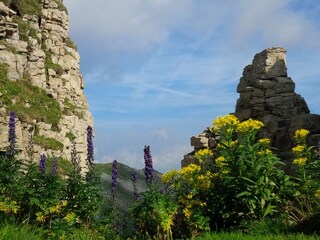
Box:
xmin=150 ymin=128 xmax=169 ymax=140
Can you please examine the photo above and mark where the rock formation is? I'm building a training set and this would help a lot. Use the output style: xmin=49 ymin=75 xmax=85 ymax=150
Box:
xmin=182 ymin=47 xmax=320 ymax=168
xmin=0 ymin=0 xmax=93 ymax=168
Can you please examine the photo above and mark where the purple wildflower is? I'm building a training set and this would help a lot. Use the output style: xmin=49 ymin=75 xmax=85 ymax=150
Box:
xmin=50 ymin=157 xmax=58 ymax=175
xmin=318 ymin=142 xmax=320 ymax=160
xmin=39 ymin=154 xmax=47 ymax=173
xmin=131 ymin=171 xmax=139 ymax=200
xmin=7 ymin=111 xmax=16 ymax=156
xmin=71 ymin=139 xmax=80 ymax=173
xmin=111 ymin=160 xmax=118 ymax=201
xmin=86 ymin=126 xmax=94 ymax=169
xmin=144 ymin=145 xmax=154 ymax=184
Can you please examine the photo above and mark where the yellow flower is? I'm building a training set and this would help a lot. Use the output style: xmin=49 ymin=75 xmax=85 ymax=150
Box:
xmin=36 ymin=212 xmax=46 ymax=223
xmin=237 ymin=118 xmax=264 ymax=133
xmin=257 ymin=149 xmax=272 ymax=156
xmin=212 ymin=114 xmax=240 ymax=131
xmin=215 ymin=156 xmax=227 ymax=167
xmin=315 ymin=190 xmax=320 ymax=198
xmin=183 ymin=208 xmax=192 ymax=219
xmin=259 ymin=138 xmax=270 ymax=145
xmin=161 ymin=169 xmax=179 ymax=184
xmin=180 ymin=164 xmax=201 ymax=175
xmin=221 ymin=169 xmax=230 ymax=175
xmin=292 ymin=145 xmax=306 ymax=155
xmin=293 ymin=157 xmax=307 ymax=167
xmin=294 ymin=129 xmax=310 ymax=140
xmin=194 ymin=148 xmax=213 ymax=160
xmin=212 ymin=173 xmax=219 ymax=178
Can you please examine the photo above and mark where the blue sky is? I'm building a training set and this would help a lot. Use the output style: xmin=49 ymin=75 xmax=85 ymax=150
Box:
xmin=63 ymin=0 xmax=320 ymax=172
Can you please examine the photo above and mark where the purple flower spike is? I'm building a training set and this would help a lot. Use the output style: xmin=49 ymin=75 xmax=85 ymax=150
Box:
xmin=131 ymin=171 xmax=139 ymax=200
xmin=144 ymin=145 xmax=154 ymax=184
xmin=111 ymin=160 xmax=118 ymax=201
xmin=39 ymin=154 xmax=47 ymax=173
xmin=51 ymin=157 xmax=58 ymax=175
xmin=318 ymin=142 xmax=320 ymax=160
xmin=86 ymin=126 xmax=94 ymax=174
xmin=7 ymin=111 xmax=16 ymax=156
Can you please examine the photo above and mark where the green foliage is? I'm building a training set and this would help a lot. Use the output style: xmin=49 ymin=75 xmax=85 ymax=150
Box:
xmin=32 ymin=135 xmax=64 ymax=151
xmin=0 ymin=70 xmax=62 ymax=125
xmin=0 ymin=63 xmax=9 ymax=80
xmin=66 ymin=131 xmax=75 ymax=141
xmin=10 ymin=0 xmax=42 ymax=16
xmin=0 ymin=223 xmax=44 ymax=240
xmin=45 ymin=56 xmax=64 ymax=76
xmin=131 ymin=185 xmax=178 ymax=240
xmin=195 ymin=231 xmax=320 ymax=240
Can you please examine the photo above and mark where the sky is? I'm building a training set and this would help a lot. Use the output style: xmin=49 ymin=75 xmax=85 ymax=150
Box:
xmin=63 ymin=0 xmax=320 ymax=173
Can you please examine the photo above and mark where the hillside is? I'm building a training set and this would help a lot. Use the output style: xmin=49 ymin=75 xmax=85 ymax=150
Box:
xmin=94 ymin=162 xmax=163 ymax=213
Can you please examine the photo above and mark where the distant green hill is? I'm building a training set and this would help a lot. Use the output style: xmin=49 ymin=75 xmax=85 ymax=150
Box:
xmin=93 ymin=162 xmax=163 ymax=214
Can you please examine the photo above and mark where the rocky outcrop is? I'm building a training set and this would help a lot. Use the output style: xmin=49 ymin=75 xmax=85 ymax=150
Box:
xmin=0 ymin=0 xmax=93 ymax=168
xmin=182 ymin=47 xmax=320 ymax=168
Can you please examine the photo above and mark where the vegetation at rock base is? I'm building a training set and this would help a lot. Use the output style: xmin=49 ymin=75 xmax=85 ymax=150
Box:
xmin=1 ymin=0 xmax=42 ymax=16
xmin=0 ymin=113 xmax=320 ymax=239
xmin=0 ymin=63 xmax=62 ymax=125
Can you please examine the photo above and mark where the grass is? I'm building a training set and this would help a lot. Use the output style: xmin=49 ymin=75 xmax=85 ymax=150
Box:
xmin=45 ymin=55 xmax=64 ymax=76
xmin=0 ymin=63 xmax=62 ymax=125
xmin=195 ymin=232 xmax=320 ymax=240
xmin=0 ymin=40 xmax=18 ymax=54
xmin=0 ymin=223 xmax=44 ymax=240
xmin=32 ymin=135 xmax=64 ymax=151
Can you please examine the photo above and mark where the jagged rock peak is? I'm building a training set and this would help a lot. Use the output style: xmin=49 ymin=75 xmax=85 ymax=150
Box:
xmin=182 ymin=47 xmax=320 ymax=169
xmin=235 ymin=47 xmax=309 ymax=120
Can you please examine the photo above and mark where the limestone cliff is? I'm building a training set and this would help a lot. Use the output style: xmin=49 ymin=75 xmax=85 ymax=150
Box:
xmin=0 ymin=0 xmax=93 ymax=168
xmin=182 ymin=47 xmax=320 ymax=168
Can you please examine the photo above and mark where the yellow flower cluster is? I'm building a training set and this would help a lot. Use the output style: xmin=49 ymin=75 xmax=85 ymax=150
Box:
xmin=212 ymin=114 xmax=239 ymax=131
xmin=36 ymin=200 xmax=68 ymax=223
xmin=292 ymin=145 xmax=306 ymax=155
xmin=215 ymin=156 xmax=227 ymax=167
xmin=257 ymin=149 xmax=272 ymax=156
xmin=237 ymin=118 xmax=264 ymax=133
xmin=259 ymin=138 xmax=271 ymax=145
xmin=161 ymin=169 xmax=179 ymax=184
xmin=49 ymin=200 xmax=67 ymax=214
xmin=293 ymin=157 xmax=307 ymax=167
xmin=294 ymin=129 xmax=310 ymax=140
xmin=0 ymin=199 xmax=19 ymax=214
xmin=180 ymin=164 xmax=201 ymax=176
xmin=64 ymin=212 xmax=77 ymax=224
xmin=194 ymin=148 xmax=213 ymax=160
xmin=196 ymin=171 xmax=213 ymax=190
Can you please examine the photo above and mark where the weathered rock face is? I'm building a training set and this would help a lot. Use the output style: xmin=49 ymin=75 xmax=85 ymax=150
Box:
xmin=0 ymin=0 xmax=93 ymax=168
xmin=182 ymin=47 xmax=320 ymax=168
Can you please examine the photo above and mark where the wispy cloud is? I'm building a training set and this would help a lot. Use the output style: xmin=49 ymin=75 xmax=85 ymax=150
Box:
xmin=64 ymin=0 xmax=320 ymax=171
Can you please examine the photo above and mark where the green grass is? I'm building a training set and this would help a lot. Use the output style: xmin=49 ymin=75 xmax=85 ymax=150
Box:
xmin=0 ymin=223 xmax=44 ymax=240
xmin=0 ymin=40 xmax=17 ymax=54
xmin=45 ymin=56 xmax=64 ymax=76
xmin=195 ymin=232 xmax=320 ymax=240
xmin=7 ymin=0 xmax=42 ymax=16
xmin=32 ymin=135 xmax=64 ymax=151
xmin=0 ymin=63 xmax=62 ymax=125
